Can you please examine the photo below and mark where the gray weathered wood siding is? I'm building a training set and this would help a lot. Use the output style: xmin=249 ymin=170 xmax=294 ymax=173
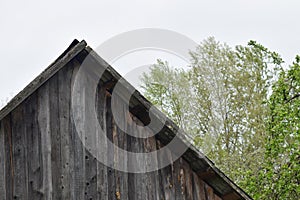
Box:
xmin=0 ymin=40 xmax=253 ymax=200
xmin=0 ymin=56 xmax=224 ymax=200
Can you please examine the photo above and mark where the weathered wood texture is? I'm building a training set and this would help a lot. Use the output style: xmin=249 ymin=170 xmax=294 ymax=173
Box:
xmin=0 ymin=58 xmax=224 ymax=200
xmin=0 ymin=40 xmax=251 ymax=200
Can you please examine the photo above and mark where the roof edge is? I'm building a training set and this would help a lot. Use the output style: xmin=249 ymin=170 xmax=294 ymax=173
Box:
xmin=86 ymin=48 xmax=253 ymax=200
xmin=0 ymin=39 xmax=87 ymax=121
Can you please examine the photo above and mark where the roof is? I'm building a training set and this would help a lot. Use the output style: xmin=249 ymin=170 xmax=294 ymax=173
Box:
xmin=0 ymin=39 xmax=252 ymax=200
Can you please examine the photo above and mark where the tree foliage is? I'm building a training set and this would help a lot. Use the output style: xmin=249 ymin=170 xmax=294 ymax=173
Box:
xmin=141 ymin=37 xmax=298 ymax=199
xmin=248 ymin=56 xmax=300 ymax=199
xmin=188 ymin=39 xmax=281 ymax=186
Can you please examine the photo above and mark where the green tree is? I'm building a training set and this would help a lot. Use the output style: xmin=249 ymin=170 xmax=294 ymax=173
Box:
xmin=250 ymin=56 xmax=300 ymax=199
xmin=141 ymin=60 xmax=191 ymax=130
xmin=141 ymin=37 xmax=282 ymax=196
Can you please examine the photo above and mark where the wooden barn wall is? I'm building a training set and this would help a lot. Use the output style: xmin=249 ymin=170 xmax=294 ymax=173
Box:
xmin=0 ymin=57 xmax=223 ymax=200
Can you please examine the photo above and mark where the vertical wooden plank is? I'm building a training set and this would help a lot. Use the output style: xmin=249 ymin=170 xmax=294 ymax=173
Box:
xmin=82 ymin=66 xmax=99 ymax=200
xmin=127 ymin=138 xmax=142 ymax=200
xmin=11 ymin=105 xmax=28 ymax=199
xmin=112 ymin=123 xmax=125 ymax=200
xmin=182 ymin=160 xmax=194 ymax=200
xmin=25 ymin=93 xmax=43 ymax=199
xmin=192 ymin=172 xmax=206 ymax=200
xmin=112 ymin=93 xmax=129 ymax=200
xmin=146 ymin=146 xmax=160 ymax=200
xmin=58 ymin=61 xmax=76 ymax=200
xmin=127 ymin=124 xmax=151 ymax=200
xmin=157 ymin=141 xmax=175 ymax=200
xmin=84 ymin=105 xmax=98 ymax=200
xmin=111 ymin=119 xmax=120 ymax=200
xmin=38 ymin=82 xmax=53 ymax=199
xmin=96 ymin=86 xmax=108 ymax=200
xmin=150 ymin=163 xmax=161 ymax=200
xmin=69 ymin=59 xmax=81 ymax=199
xmin=205 ymin=184 xmax=215 ymax=200
xmin=84 ymin=150 xmax=98 ymax=200
xmin=3 ymin=115 xmax=13 ymax=199
xmin=173 ymin=158 xmax=185 ymax=200
xmin=143 ymin=129 xmax=159 ymax=200
xmin=106 ymin=94 xmax=118 ymax=200
xmin=129 ymin=129 xmax=146 ymax=200
xmin=71 ymin=63 xmax=86 ymax=200
xmin=71 ymin=116 xmax=85 ymax=199
xmin=69 ymin=114 xmax=78 ymax=200
xmin=115 ymin=127 xmax=129 ymax=200
xmin=46 ymin=73 xmax=61 ymax=199
xmin=0 ymin=120 xmax=6 ymax=200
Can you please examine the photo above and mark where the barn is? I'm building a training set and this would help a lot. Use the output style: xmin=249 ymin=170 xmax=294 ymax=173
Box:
xmin=0 ymin=39 xmax=252 ymax=200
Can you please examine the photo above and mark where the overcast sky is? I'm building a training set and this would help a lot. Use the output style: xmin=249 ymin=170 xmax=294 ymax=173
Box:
xmin=1 ymin=0 xmax=300 ymax=106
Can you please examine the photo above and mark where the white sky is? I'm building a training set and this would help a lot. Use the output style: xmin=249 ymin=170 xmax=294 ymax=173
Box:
xmin=1 ymin=0 xmax=300 ymax=105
